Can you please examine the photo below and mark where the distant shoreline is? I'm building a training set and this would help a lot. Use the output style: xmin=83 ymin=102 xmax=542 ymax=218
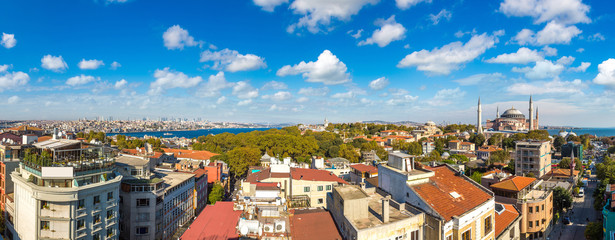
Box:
xmin=106 ymin=126 xmax=266 ymax=135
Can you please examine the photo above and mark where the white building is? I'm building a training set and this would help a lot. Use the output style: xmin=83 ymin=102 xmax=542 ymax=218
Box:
xmin=9 ymin=139 xmax=122 ymax=240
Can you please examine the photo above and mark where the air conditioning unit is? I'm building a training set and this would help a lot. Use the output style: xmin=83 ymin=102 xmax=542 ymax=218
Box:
xmin=274 ymin=220 xmax=285 ymax=233
xmin=263 ymin=224 xmax=274 ymax=233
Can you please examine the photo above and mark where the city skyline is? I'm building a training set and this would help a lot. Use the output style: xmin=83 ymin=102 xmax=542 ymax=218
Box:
xmin=1 ymin=0 xmax=615 ymax=127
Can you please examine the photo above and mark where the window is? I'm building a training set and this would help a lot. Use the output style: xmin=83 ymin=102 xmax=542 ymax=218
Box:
xmin=41 ymin=200 xmax=49 ymax=209
xmin=326 ymin=185 xmax=332 ymax=191
xmin=535 ymin=206 xmax=539 ymax=212
xmin=93 ymin=233 xmax=100 ymax=240
xmin=446 ymin=235 xmax=453 ymax=240
xmin=461 ymin=229 xmax=471 ymax=240
xmin=78 ymin=199 xmax=85 ymax=209
xmin=137 ymin=198 xmax=150 ymax=207
xmin=304 ymin=187 xmax=310 ymax=192
xmin=93 ymin=195 xmax=100 ymax=205
xmin=529 ymin=221 xmax=533 ymax=228
xmin=94 ymin=214 xmax=101 ymax=224
xmin=107 ymin=210 xmax=114 ymax=219
xmin=317 ymin=185 xmax=324 ymax=191
xmin=107 ymin=228 xmax=113 ymax=237
xmin=542 ymin=204 xmax=544 ymax=211
xmin=484 ymin=216 xmax=492 ymax=234
xmin=318 ymin=198 xmax=324 ymax=204
xmin=410 ymin=230 xmax=419 ymax=240
xmin=509 ymin=226 xmax=515 ymax=238
xmin=536 ymin=220 xmax=539 ymax=227
xmin=136 ymin=226 xmax=149 ymax=235
xmin=529 ymin=207 xmax=533 ymax=213
xmin=40 ymin=221 xmax=50 ymax=230
xmin=107 ymin=192 xmax=113 ymax=201
xmin=77 ymin=219 xmax=85 ymax=229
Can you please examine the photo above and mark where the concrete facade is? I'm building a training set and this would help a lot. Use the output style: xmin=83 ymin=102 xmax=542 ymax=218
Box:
xmin=515 ymin=141 xmax=552 ymax=178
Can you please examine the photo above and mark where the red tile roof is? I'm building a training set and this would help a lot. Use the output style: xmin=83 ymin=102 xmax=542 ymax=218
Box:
xmin=490 ymin=176 xmax=536 ymax=192
xmin=494 ymin=203 xmax=520 ymax=238
xmin=181 ymin=202 xmax=241 ymax=240
xmin=547 ymin=168 xmax=580 ymax=177
xmin=37 ymin=136 xmax=52 ymax=142
xmin=350 ymin=164 xmax=378 ymax=174
xmin=162 ymin=148 xmax=219 ymax=160
xmin=290 ymin=209 xmax=342 ymax=240
xmin=411 ymin=165 xmax=493 ymax=221
xmin=291 ymin=168 xmax=348 ymax=184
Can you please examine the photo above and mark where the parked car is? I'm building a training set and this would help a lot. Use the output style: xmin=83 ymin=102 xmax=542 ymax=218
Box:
xmin=578 ymin=188 xmax=585 ymax=197
xmin=562 ymin=216 xmax=571 ymax=225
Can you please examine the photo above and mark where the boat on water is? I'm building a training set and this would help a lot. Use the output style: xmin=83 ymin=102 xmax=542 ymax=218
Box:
xmin=163 ymin=132 xmax=173 ymax=136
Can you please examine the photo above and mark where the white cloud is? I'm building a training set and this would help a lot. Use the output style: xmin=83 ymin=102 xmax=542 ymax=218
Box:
xmin=41 ymin=55 xmax=68 ymax=72
xmin=454 ymin=73 xmax=504 ymax=86
xmin=542 ymin=46 xmax=557 ymax=56
xmin=358 ymin=15 xmax=406 ymax=47
xmin=368 ymin=77 xmax=389 ymax=90
xmin=593 ymin=59 xmax=615 ymax=88
xmin=262 ymin=91 xmax=292 ymax=101
xmin=512 ymin=60 xmax=564 ymax=79
xmin=149 ymin=68 xmax=203 ymax=95
xmin=348 ymin=29 xmax=363 ymax=39
xmin=287 ymin=0 xmax=378 ymax=33
xmin=499 ymin=0 xmax=590 ymax=25
xmin=331 ymin=91 xmax=355 ymax=99
xmin=396 ymin=0 xmax=431 ymax=10
xmin=507 ymin=79 xmax=587 ymax=95
xmin=78 ymin=59 xmax=104 ymax=70
xmin=576 ymin=48 xmax=584 ymax=53
xmin=429 ymin=9 xmax=451 ymax=25
xmin=296 ymin=97 xmax=309 ymax=103
xmin=587 ymin=33 xmax=605 ymax=42
xmin=0 ymin=64 xmax=10 ymax=73
xmin=199 ymin=71 xmax=234 ymax=97
xmin=570 ymin=62 xmax=590 ymax=72
xmin=556 ymin=56 xmax=575 ymax=65
xmin=485 ymin=47 xmax=543 ymax=64
xmin=66 ymin=74 xmax=97 ymax=86
xmin=253 ymin=0 xmax=288 ymax=12
xmin=261 ymin=81 xmax=288 ymax=90
xmin=1 ymin=33 xmax=16 ymax=49
xmin=277 ymin=50 xmax=350 ymax=84
xmin=114 ymin=79 xmax=128 ymax=89
xmin=110 ymin=61 xmax=121 ymax=70
xmin=216 ymin=96 xmax=227 ymax=104
xmin=105 ymin=0 xmax=128 ymax=3
xmin=298 ymin=86 xmax=329 ymax=96
xmin=514 ymin=21 xmax=581 ymax=46
xmin=200 ymin=48 xmax=266 ymax=72
xmin=232 ymin=81 xmax=259 ymax=99
xmin=163 ymin=25 xmax=199 ymax=50
xmin=7 ymin=96 xmax=19 ymax=104
xmin=237 ymin=99 xmax=253 ymax=106
xmin=397 ymin=32 xmax=501 ymax=75
xmin=386 ymin=94 xmax=418 ymax=105
xmin=426 ymin=87 xmax=465 ymax=106
xmin=0 ymin=71 xmax=28 ymax=91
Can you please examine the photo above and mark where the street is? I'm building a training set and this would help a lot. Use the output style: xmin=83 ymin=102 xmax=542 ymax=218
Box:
xmin=549 ymin=175 xmax=599 ymax=240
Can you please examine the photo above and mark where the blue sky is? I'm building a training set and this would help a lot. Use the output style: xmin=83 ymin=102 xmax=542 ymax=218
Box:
xmin=1 ymin=0 xmax=615 ymax=127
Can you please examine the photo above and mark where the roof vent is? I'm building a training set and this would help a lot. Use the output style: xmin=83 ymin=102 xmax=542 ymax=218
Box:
xmin=449 ymin=191 xmax=461 ymax=199
xmin=495 ymin=203 xmax=505 ymax=215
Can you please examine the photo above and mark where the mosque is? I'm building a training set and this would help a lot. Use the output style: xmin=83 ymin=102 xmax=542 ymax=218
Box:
xmin=477 ymin=96 xmax=539 ymax=133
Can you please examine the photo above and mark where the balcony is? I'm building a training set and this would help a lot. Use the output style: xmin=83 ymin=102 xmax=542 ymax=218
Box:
xmin=22 ymin=141 xmax=116 ymax=177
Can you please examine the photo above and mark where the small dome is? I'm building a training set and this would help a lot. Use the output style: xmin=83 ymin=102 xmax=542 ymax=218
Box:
xmin=461 ymin=131 xmax=470 ymax=136
xmin=559 ymin=131 xmax=568 ymax=137
xmin=426 ymin=121 xmax=436 ymax=126
xmin=569 ymin=132 xmax=577 ymax=137
xmin=442 ymin=152 xmax=450 ymax=158
xmin=501 ymin=107 xmax=525 ymax=119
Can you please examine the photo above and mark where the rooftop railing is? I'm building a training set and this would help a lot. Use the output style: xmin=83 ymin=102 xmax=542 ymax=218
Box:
xmin=20 ymin=146 xmax=117 ymax=174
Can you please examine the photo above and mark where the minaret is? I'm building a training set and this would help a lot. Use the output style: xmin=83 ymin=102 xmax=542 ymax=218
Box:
xmin=535 ymin=108 xmax=539 ymax=130
xmin=496 ymin=106 xmax=499 ymax=118
xmin=529 ymin=95 xmax=534 ymax=131
xmin=477 ymin=97 xmax=483 ymax=134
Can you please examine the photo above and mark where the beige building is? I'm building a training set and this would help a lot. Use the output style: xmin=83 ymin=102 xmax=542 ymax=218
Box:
xmin=494 ymin=202 xmax=521 ymax=240
xmin=515 ymin=141 xmax=552 ymax=178
xmin=379 ymin=152 xmax=496 ymax=240
xmin=10 ymin=139 xmax=122 ymax=240
xmin=327 ymin=185 xmax=424 ymax=240
xmin=488 ymin=176 xmax=553 ymax=239
xmin=243 ymin=165 xmax=347 ymax=208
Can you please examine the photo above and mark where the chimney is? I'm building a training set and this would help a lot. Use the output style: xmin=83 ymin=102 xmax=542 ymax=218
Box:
xmin=52 ymin=128 xmax=58 ymax=140
xmin=382 ymin=196 xmax=390 ymax=223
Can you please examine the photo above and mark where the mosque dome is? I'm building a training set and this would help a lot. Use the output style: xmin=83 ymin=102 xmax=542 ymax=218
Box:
xmin=559 ymin=131 xmax=569 ymax=138
xmin=426 ymin=121 xmax=436 ymax=126
xmin=442 ymin=152 xmax=450 ymax=159
xmin=501 ymin=107 xmax=525 ymax=119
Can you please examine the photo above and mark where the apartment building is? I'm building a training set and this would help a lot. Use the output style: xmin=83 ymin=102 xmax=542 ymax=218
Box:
xmin=116 ymin=155 xmax=195 ymax=240
xmin=379 ymin=152 xmax=496 ymax=240
xmin=10 ymin=139 xmax=122 ymax=240
xmin=488 ymin=176 xmax=553 ymax=240
xmin=515 ymin=141 xmax=552 ymax=178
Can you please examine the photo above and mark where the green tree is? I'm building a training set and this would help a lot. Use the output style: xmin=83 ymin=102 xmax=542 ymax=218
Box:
xmin=208 ymin=183 xmax=224 ymax=204
xmin=449 ymin=154 xmax=469 ymax=163
xmin=227 ymin=147 xmax=261 ymax=179
xmin=487 ymin=133 xmax=504 ymax=147
xmin=489 ymin=150 xmax=510 ymax=164
xmin=338 ymin=144 xmax=360 ymax=163
xmin=470 ymin=133 xmax=486 ymax=148
xmin=553 ymin=136 xmax=566 ymax=151
xmin=470 ymin=171 xmax=482 ymax=184
xmin=559 ymin=157 xmax=582 ymax=170
xmin=584 ymin=221 xmax=603 ymax=240
xmin=553 ymin=187 xmax=573 ymax=213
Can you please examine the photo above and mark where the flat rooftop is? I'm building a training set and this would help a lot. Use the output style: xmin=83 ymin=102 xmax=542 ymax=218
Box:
xmin=116 ymin=154 xmax=149 ymax=166
xmin=157 ymin=171 xmax=194 ymax=188
xmin=337 ymin=185 xmax=370 ymax=200
xmin=352 ymin=191 xmax=418 ymax=230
